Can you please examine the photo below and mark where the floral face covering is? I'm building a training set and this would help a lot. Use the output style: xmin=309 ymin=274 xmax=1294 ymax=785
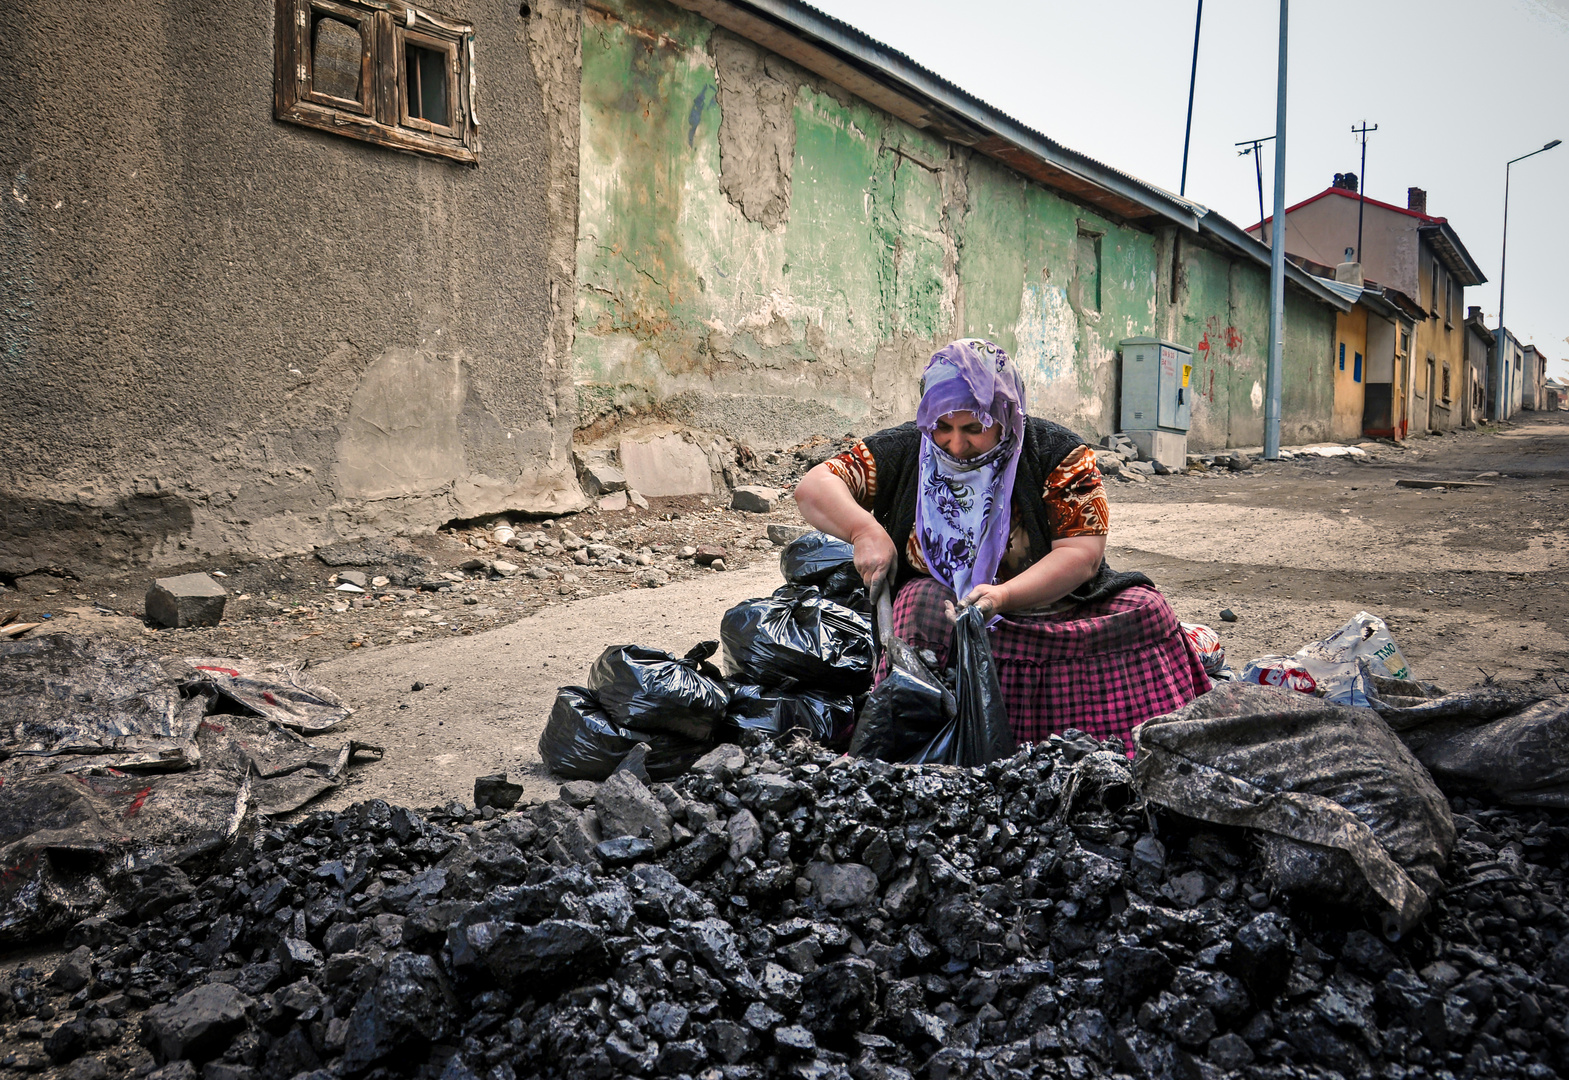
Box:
xmin=913 ymin=339 xmax=1027 ymax=603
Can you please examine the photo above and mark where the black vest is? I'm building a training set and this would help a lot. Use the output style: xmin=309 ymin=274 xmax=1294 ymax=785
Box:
xmin=860 ymin=418 xmax=1151 ymax=602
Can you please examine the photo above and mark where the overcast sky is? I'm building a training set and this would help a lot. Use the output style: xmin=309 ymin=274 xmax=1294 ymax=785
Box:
xmin=810 ymin=0 xmax=1569 ymax=380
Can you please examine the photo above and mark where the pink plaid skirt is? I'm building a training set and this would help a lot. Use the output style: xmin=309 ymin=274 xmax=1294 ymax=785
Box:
xmin=884 ymin=577 xmax=1211 ymax=747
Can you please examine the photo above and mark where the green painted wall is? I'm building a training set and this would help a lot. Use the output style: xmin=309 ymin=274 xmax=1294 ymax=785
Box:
xmin=575 ymin=0 xmax=1338 ymax=450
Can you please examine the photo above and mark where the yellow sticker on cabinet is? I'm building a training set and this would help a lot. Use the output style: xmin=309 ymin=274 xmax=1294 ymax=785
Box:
xmin=1182 ymin=364 xmax=1192 ymax=388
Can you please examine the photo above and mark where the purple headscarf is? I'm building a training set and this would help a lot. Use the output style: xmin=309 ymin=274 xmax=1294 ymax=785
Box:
xmin=914 ymin=339 xmax=1028 ymax=602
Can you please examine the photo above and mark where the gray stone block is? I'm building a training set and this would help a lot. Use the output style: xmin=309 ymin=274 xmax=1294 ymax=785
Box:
xmin=767 ymin=524 xmax=811 ymax=546
xmin=583 ymin=463 xmax=628 ymax=496
xmin=145 ymin=573 xmax=228 ymax=628
xmin=731 ymin=486 xmax=781 ymax=513
xmin=620 ymin=434 xmax=713 ymax=497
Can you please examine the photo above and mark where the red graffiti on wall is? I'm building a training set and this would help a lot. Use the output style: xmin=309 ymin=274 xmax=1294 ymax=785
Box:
xmin=1191 ymin=316 xmax=1243 ymax=403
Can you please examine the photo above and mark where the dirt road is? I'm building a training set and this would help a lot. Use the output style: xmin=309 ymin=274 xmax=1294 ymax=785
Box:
xmin=1116 ymin=414 xmax=1569 ymax=689
xmin=5 ymin=416 xmax=1564 ymax=812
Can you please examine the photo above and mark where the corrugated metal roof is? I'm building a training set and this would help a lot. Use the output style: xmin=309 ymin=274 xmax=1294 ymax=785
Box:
xmin=1310 ymin=276 xmax=1405 ymax=321
xmin=1316 ymin=278 xmax=1366 ymax=304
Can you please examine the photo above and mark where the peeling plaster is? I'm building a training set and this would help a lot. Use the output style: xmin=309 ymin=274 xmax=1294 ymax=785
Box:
xmin=574 ymin=0 xmax=1339 ymax=454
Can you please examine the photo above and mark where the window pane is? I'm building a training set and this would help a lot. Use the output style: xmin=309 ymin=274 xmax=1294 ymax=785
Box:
xmin=407 ymin=44 xmax=450 ymax=125
xmin=312 ymin=16 xmax=362 ymax=102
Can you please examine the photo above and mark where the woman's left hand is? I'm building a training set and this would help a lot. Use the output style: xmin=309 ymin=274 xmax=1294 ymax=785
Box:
xmin=944 ymin=582 xmax=1009 ymax=622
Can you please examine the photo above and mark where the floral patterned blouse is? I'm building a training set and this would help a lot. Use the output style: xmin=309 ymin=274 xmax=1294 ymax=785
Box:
xmin=824 ymin=441 xmax=1108 ymax=582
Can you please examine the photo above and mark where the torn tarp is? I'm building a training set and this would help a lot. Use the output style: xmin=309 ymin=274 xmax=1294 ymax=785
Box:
xmin=183 ymin=656 xmax=353 ymax=735
xmin=0 ymin=635 xmax=201 ymax=771
xmin=0 ymin=633 xmax=379 ymax=946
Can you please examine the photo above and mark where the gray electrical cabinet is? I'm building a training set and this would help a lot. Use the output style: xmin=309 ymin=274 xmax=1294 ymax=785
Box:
xmin=1118 ymin=337 xmax=1193 ymax=468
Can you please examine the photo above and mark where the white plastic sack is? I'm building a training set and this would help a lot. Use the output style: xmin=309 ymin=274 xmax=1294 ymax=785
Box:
xmin=1241 ymin=654 xmax=1371 ymax=707
xmin=1303 ymin=611 xmax=1410 ymax=680
xmin=1241 ymin=612 xmax=1410 ymax=708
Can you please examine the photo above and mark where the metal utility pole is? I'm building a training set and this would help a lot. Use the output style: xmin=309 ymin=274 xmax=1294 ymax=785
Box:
xmin=1236 ymin=135 xmax=1275 ymax=230
xmin=1352 ymin=120 xmax=1377 ymax=261
xmin=1494 ymin=138 xmax=1562 ymax=421
xmin=1263 ymin=0 xmax=1288 ymax=460
xmin=1179 ymin=0 xmax=1204 ymax=196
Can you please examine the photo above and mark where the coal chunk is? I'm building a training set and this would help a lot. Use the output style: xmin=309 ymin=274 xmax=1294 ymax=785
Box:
xmin=142 ymin=984 xmax=256 ymax=1064
xmin=799 ymin=958 xmax=878 ymax=1040
xmin=1229 ymin=913 xmax=1292 ymax=1001
xmin=1102 ymin=945 xmax=1175 ymax=1006
xmin=472 ymin=773 xmax=524 ymax=811
xmin=341 ymin=952 xmax=455 ymax=1071
xmin=480 ymin=920 xmax=609 ymax=988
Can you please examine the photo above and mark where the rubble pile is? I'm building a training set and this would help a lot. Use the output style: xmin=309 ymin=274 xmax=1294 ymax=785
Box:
xmin=8 ymin=732 xmax=1569 ymax=1080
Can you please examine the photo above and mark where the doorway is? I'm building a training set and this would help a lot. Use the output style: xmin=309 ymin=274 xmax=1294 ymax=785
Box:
xmin=1425 ymin=357 xmax=1436 ymax=433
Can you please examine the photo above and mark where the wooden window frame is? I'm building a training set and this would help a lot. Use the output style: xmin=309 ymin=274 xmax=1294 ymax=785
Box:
xmin=275 ymin=0 xmax=478 ymax=165
xmin=396 ymin=27 xmax=461 ymax=137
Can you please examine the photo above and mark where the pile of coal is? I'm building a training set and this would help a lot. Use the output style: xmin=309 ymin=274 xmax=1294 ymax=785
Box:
xmin=8 ymin=732 xmax=1569 ymax=1080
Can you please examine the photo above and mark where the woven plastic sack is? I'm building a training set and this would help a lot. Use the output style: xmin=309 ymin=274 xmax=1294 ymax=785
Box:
xmin=1135 ymin=681 xmax=1455 ymax=937
xmin=1372 ymin=678 xmax=1569 ymax=809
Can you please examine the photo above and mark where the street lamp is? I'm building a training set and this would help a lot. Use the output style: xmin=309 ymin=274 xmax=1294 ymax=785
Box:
xmin=1494 ymin=138 xmax=1562 ymax=422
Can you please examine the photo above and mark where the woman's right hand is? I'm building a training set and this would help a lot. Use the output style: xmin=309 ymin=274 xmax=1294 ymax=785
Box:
xmin=793 ymin=461 xmax=896 ymax=591
xmin=850 ymin=522 xmax=897 ymax=593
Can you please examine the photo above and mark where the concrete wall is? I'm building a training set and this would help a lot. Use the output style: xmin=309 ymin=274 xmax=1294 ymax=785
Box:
xmin=1332 ymin=306 xmax=1369 ymax=442
xmin=1 ymin=0 xmax=586 ymax=574
xmin=1464 ymin=321 xmax=1491 ymax=426
xmin=574 ymin=0 xmax=1339 ymax=453
xmin=1411 ymin=251 xmax=1466 ymax=433
xmin=1255 ymin=193 xmax=1423 ymax=300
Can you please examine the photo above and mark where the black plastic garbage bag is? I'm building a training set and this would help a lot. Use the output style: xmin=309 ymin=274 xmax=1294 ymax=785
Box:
xmin=934 ymin=605 xmax=1015 ymax=766
xmin=850 ymin=606 xmax=1014 ymax=768
xmin=850 ymin=656 xmax=949 ymax=763
xmin=1134 ymin=681 xmax=1455 ymax=937
xmin=538 ymin=687 xmax=711 ymax=781
xmin=721 ymin=683 xmax=856 ymax=745
xmin=780 ymin=531 xmax=856 ymax=585
xmin=779 ymin=531 xmax=868 ymax=609
xmin=721 ymin=587 xmax=874 ymax=694
xmin=1371 ymin=679 xmax=1569 ymax=808
xmin=587 ymin=641 xmax=730 ymax=742
xmin=821 ymin=567 xmax=870 ymax=612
